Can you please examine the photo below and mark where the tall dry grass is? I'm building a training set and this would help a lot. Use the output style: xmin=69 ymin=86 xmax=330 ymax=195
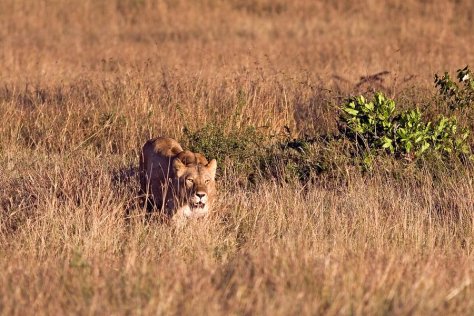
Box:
xmin=1 ymin=0 xmax=474 ymax=315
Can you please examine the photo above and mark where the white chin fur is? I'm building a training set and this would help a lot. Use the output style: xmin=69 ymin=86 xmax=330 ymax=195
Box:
xmin=178 ymin=204 xmax=209 ymax=218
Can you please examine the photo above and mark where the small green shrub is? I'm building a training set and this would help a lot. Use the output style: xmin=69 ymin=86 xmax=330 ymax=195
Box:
xmin=341 ymin=93 xmax=395 ymax=152
xmin=431 ymin=116 xmax=470 ymax=154
xmin=435 ymin=65 xmax=474 ymax=110
xmin=340 ymin=92 xmax=470 ymax=159
xmin=395 ymin=109 xmax=431 ymax=156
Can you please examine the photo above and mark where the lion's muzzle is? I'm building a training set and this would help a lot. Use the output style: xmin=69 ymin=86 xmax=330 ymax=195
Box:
xmin=190 ymin=191 xmax=208 ymax=207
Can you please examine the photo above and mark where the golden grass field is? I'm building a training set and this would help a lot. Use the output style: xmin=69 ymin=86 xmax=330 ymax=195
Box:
xmin=1 ymin=0 xmax=474 ymax=315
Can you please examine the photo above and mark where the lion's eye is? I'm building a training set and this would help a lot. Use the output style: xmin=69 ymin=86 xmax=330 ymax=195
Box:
xmin=186 ymin=178 xmax=194 ymax=185
xmin=205 ymin=179 xmax=210 ymax=184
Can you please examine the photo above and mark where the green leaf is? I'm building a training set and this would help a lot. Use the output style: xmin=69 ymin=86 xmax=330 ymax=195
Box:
xmin=405 ymin=141 xmax=413 ymax=153
xmin=419 ymin=142 xmax=430 ymax=154
xmin=344 ymin=108 xmax=359 ymax=116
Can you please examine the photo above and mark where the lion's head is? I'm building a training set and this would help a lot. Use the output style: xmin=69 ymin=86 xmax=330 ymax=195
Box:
xmin=172 ymin=150 xmax=217 ymax=218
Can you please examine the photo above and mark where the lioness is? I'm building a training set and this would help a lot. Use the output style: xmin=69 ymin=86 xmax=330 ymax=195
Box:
xmin=139 ymin=137 xmax=217 ymax=218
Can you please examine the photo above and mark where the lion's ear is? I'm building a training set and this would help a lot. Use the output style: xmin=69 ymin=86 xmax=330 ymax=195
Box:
xmin=173 ymin=158 xmax=186 ymax=177
xmin=207 ymin=159 xmax=217 ymax=179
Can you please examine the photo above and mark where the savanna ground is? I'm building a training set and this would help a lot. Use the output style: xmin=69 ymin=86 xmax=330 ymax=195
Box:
xmin=1 ymin=0 xmax=474 ymax=315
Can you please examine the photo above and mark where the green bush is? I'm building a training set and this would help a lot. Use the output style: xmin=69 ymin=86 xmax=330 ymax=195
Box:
xmin=340 ymin=92 xmax=470 ymax=159
xmin=340 ymin=93 xmax=395 ymax=152
xmin=435 ymin=65 xmax=474 ymax=110
xmin=431 ymin=116 xmax=470 ymax=154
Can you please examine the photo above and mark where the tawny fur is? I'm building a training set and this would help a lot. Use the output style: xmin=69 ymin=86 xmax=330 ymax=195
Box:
xmin=140 ymin=137 xmax=217 ymax=218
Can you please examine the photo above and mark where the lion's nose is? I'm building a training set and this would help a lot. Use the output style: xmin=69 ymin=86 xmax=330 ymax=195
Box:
xmin=196 ymin=192 xmax=206 ymax=199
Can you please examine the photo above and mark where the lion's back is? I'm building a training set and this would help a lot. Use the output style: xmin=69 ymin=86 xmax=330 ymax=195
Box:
xmin=144 ymin=137 xmax=183 ymax=158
